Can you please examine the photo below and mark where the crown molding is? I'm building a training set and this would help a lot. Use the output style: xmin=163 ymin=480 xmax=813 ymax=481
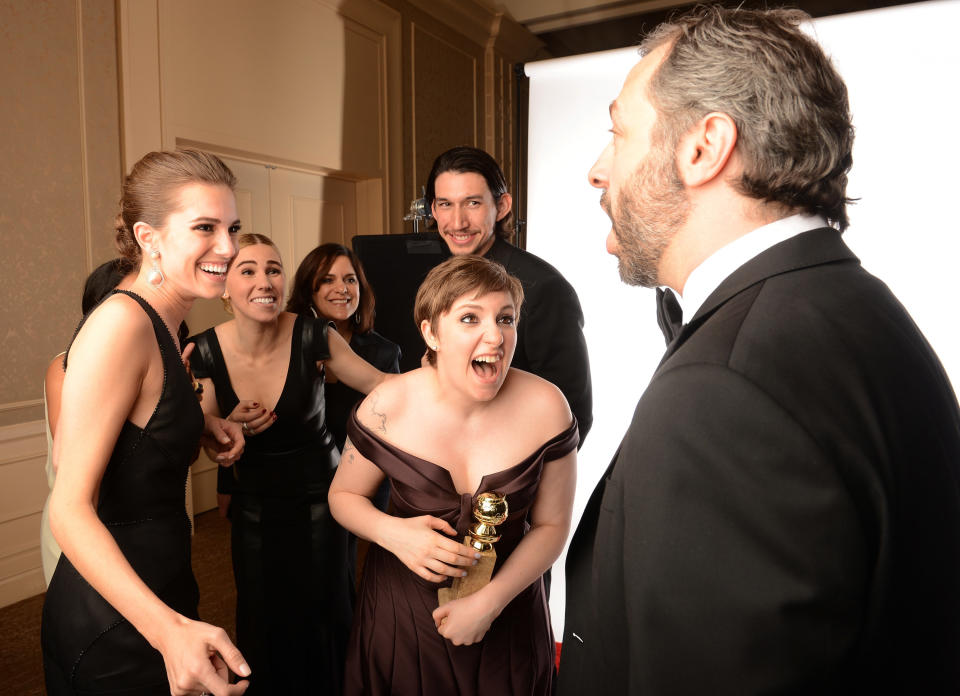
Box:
xmin=408 ymin=0 xmax=497 ymax=46
xmin=523 ymin=0 xmax=689 ymax=34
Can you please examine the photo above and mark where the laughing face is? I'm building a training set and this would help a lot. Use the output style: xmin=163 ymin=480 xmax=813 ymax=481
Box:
xmin=431 ymin=171 xmax=512 ymax=257
xmin=148 ymin=182 xmax=240 ymax=299
xmin=312 ymin=255 xmax=360 ymax=324
xmin=224 ymin=242 xmax=285 ymax=319
xmin=422 ymin=289 xmax=518 ymax=401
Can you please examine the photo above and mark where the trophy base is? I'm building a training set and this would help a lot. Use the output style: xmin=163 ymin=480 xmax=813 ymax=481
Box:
xmin=437 ymin=539 xmax=496 ymax=606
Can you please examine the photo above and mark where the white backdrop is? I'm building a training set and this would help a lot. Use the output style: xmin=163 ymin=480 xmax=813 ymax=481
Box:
xmin=525 ymin=0 xmax=960 ymax=636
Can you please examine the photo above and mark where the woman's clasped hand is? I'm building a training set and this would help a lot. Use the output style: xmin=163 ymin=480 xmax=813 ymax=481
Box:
xmin=376 ymin=514 xmax=480 ymax=583
xmin=226 ymin=399 xmax=276 ymax=438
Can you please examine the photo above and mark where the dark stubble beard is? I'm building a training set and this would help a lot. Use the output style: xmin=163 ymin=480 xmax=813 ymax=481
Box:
xmin=601 ymin=140 xmax=690 ymax=288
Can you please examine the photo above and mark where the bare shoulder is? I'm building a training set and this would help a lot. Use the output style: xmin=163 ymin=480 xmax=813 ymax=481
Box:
xmin=357 ymin=369 xmax=421 ymax=434
xmin=87 ymin=292 xmax=153 ymax=333
xmin=502 ymin=368 xmax=572 ymax=434
xmin=69 ymin=293 xmax=154 ymax=368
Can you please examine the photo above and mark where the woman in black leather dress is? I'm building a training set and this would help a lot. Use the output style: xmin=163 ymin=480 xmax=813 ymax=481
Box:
xmin=188 ymin=234 xmax=390 ymax=694
xmin=286 ymin=243 xmax=401 ymax=452
xmin=41 ymin=150 xmax=249 ymax=696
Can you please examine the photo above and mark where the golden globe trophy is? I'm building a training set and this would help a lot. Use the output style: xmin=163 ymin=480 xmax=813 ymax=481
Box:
xmin=437 ymin=492 xmax=508 ymax=606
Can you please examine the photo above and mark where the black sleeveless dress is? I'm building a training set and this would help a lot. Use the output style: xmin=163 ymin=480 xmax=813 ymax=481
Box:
xmin=344 ymin=407 xmax=579 ymax=696
xmin=41 ymin=291 xmax=204 ymax=695
xmin=188 ymin=314 xmax=353 ymax=695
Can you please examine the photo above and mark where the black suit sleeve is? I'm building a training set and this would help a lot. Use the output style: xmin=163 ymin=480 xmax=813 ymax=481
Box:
xmin=584 ymin=363 xmax=871 ymax=694
xmin=376 ymin=341 xmax=401 ymax=374
xmin=520 ymin=274 xmax=593 ymax=444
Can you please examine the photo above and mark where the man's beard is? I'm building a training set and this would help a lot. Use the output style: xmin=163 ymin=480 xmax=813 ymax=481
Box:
xmin=602 ymin=142 xmax=690 ymax=288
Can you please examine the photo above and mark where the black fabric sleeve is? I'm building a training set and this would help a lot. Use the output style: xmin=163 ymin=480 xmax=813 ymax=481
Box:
xmin=184 ymin=330 xmax=215 ymax=380
xmin=368 ymin=332 xmax=401 ymax=374
xmin=521 ymin=275 xmax=593 ymax=446
xmin=302 ymin=316 xmax=331 ymax=362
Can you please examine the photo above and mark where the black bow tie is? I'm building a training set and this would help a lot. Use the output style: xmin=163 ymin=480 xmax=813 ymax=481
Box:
xmin=656 ymin=287 xmax=683 ymax=345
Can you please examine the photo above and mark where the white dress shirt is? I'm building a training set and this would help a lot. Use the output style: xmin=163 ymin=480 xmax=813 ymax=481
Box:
xmin=675 ymin=213 xmax=829 ymax=324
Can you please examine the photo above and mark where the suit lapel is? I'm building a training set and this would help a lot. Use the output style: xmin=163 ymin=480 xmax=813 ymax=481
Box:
xmin=659 ymin=227 xmax=858 ymax=365
xmin=569 ymin=228 xmax=859 ymax=560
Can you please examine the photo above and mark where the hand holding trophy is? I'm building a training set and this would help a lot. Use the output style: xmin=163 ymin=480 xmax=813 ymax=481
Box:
xmin=438 ymin=491 xmax=508 ymax=606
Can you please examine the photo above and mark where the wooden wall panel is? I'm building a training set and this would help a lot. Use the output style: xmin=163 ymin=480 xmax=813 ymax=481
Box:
xmin=1 ymin=0 xmax=85 ymax=428
xmin=81 ymin=0 xmax=124 ymax=265
xmin=343 ymin=20 xmax=387 ymax=175
xmin=152 ymin=0 xmax=400 ymax=236
xmin=410 ymin=23 xmax=480 ymax=195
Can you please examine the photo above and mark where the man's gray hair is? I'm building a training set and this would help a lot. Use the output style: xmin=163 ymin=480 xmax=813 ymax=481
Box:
xmin=641 ymin=6 xmax=855 ymax=230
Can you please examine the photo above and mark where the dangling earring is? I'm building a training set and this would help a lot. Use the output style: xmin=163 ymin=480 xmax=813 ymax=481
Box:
xmin=147 ymin=246 xmax=164 ymax=287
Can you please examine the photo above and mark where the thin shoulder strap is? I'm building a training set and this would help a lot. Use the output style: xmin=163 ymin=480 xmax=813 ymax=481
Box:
xmin=64 ymin=290 xmax=166 ymax=370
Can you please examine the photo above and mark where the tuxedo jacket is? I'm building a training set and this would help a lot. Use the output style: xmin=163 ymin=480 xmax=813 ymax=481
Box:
xmin=484 ymin=236 xmax=593 ymax=444
xmin=558 ymin=228 xmax=960 ymax=694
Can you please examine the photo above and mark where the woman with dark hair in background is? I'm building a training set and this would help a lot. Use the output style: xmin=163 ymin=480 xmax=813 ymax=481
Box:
xmin=188 ymin=234 xmax=391 ymax=694
xmin=286 ymin=243 xmax=401 ymax=452
xmin=41 ymin=149 xmax=249 ymax=695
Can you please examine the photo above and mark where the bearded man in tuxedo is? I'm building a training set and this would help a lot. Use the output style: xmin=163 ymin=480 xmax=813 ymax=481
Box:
xmin=558 ymin=7 xmax=960 ymax=694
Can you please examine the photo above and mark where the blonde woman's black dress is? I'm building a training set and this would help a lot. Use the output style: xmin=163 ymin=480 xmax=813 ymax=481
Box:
xmin=188 ymin=315 xmax=352 ymax=695
xmin=41 ymin=291 xmax=204 ymax=695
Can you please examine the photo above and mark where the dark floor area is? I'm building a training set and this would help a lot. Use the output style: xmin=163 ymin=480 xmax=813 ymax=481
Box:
xmin=0 ymin=509 xmax=235 ymax=694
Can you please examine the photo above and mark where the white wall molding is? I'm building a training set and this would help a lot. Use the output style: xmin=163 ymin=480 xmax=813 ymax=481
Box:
xmin=0 ymin=419 xmax=47 ymax=607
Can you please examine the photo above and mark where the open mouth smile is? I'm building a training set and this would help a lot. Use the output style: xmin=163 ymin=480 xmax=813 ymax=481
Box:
xmin=446 ymin=231 xmax=479 ymax=244
xmin=199 ymin=262 xmax=228 ymax=280
xmin=471 ymin=354 xmax=502 ymax=382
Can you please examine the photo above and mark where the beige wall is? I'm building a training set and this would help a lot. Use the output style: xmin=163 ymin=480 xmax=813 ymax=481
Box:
xmin=0 ymin=0 xmax=122 ymax=428
xmin=0 ymin=0 xmax=122 ymax=605
xmin=0 ymin=0 xmax=541 ymax=608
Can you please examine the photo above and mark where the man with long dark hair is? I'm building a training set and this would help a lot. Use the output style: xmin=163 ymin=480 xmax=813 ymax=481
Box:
xmin=425 ymin=146 xmax=593 ymax=446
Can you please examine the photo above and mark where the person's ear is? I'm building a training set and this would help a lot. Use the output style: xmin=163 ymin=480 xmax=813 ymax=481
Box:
xmin=133 ymin=221 xmax=157 ymax=251
xmin=495 ymin=192 xmax=513 ymax=222
xmin=676 ymin=111 xmax=737 ymax=187
xmin=420 ymin=319 xmax=438 ymax=351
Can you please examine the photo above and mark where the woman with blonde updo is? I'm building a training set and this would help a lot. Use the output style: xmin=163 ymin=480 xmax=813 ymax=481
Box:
xmin=41 ymin=149 xmax=250 ymax=695
xmin=187 ymin=233 xmax=391 ymax=694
